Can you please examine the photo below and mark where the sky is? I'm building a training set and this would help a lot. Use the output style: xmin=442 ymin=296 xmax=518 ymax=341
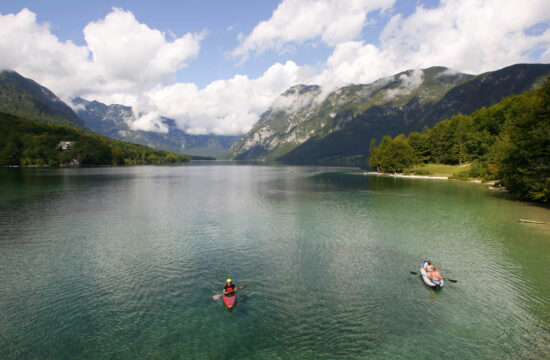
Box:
xmin=1 ymin=0 xmax=549 ymax=135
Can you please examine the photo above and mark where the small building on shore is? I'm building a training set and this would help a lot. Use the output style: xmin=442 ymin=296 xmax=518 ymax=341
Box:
xmin=57 ymin=141 xmax=73 ymax=151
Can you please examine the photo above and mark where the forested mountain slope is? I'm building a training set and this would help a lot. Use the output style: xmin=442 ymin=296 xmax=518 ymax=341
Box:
xmin=0 ymin=71 xmax=86 ymax=129
xmin=228 ymin=63 xmax=550 ymax=165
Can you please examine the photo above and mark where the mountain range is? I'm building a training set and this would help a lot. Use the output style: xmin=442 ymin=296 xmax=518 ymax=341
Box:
xmin=0 ymin=71 xmax=238 ymax=158
xmin=1 ymin=63 xmax=549 ymax=163
xmin=226 ymin=63 xmax=550 ymax=165
xmin=73 ymin=98 xmax=239 ymax=158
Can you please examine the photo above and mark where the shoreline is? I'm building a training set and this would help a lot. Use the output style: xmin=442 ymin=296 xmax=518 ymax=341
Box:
xmin=356 ymin=171 xmax=501 ymax=187
xmin=361 ymin=171 xmax=449 ymax=180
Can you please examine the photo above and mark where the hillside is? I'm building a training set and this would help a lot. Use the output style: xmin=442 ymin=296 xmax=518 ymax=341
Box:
xmin=0 ymin=71 xmax=86 ymax=129
xmin=0 ymin=70 xmax=235 ymax=158
xmin=369 ymin=79 xmax=550 ymax=203
xmin=227 ymin=63 xmax=550 ymax=165
xmin=0 ymin=111 xmax=190 ymax=166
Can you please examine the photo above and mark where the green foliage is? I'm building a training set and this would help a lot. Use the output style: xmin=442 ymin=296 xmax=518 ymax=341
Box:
xmin=0 ymin=112 xmax=190 ymax=167
xmin=496 ymin=80 xmax=550 ymax=202
xmin=370 ymin=134 xmax=416 ymax=173
xmin=368 ymin=138 xmax=378 ymax=170
xmin=450 ymin=170 xmax=471 ymax=180
xmin=370 ymin=78 xmax=550 ymax=203
xmin=414 ymin=168 xmax=431 ymax=176
xmin=0 ymin=138 xmax=21 ymax=165
xmin=0 ymin=71 xmax=86 ymax=129
xmin=407 ymin=131 xmax=430 ymax=163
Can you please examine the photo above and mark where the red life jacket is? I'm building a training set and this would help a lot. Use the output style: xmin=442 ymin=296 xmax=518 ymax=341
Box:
xmin=224 ymin=283 xmax=235 ymax=291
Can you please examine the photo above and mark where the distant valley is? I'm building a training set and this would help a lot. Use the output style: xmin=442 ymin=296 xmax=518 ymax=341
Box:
xmin=73 ymin=98 xmax=239 ymax=158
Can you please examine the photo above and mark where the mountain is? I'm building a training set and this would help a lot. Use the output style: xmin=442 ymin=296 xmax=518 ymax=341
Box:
xmin=227 ymin=63 xmax=550 ymax=165
xmin=74 ymin=98 xmax=239 ymax=158
xmin=420 ymin=63 xmax=550 ymax=128
xmin=0 ymin=70 xmax=86 ymax=129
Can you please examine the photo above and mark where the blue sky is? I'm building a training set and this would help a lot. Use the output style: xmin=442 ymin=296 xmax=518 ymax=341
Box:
xmin=0 ymin=0 xmax=285 ymax=87
xmin=1 ymin=0 xmax=549 ymax=135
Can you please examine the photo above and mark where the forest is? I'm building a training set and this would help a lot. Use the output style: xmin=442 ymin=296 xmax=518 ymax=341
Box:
xmin=369 ymin=80 xmax=550 ymax=203
xmin=0 ymin=112 xmax=190 ymax=167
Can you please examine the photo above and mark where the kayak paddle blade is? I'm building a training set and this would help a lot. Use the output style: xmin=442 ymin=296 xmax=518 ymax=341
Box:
xmin=213 ymin=294 xmax=222 ymax=300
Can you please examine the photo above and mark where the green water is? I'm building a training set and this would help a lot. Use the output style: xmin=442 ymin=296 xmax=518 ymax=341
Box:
xmin=0 ymin=165 xmax=549 ymax=359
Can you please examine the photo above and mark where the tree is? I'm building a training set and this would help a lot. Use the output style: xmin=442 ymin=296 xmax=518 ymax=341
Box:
xmin=369 ymin=138 xmax=379 ymax=171
xmin=111 ymin=146 xmax=125 ymax=165
xmin=381 ymin=135 xmax=415 ymax=172
xmin=407 ymin=131 xmax=430 ymax=164
xmin=0 ymin=140 xmax=21 ymax=165
xmin=497 ymin=80 xmax=550 ymax=202
xmin=371 ymin=134 xmax=416 ymax=173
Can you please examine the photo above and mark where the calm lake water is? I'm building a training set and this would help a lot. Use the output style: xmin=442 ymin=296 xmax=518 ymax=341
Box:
xmin=1 ymin=164 xmax=549 ymax=359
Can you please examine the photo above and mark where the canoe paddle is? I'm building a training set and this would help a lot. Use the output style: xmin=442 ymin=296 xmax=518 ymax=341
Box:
xmin=212 ymin=284 xmax=248 ymax=300
xmin=410 ymin=271 xmax=457 ymax=283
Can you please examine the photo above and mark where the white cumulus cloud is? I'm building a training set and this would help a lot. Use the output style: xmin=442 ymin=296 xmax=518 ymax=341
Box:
xmin=0 ymin=8 xmax=203 ymax=101
xmin=140 ymin=61 xmax=313 ymax=135
xmin=377 ymin=0 xmax=550 ymax=75
xmin=302 ymin=0 xmax=550 ymax=97
xmin=231 ymin=0 xmax=396 ymax=62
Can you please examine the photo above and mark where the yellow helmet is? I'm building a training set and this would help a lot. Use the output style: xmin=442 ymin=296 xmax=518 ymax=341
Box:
xmin=226 ymin=279 xmax=231 ymax=283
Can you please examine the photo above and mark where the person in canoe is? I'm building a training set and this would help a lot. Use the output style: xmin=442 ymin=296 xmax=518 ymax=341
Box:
xmin=427 ymin=267 xmax=443 ymax=281
xmin=223 ymin=279 xmax=236 ymax=295
xmin=423 ymin=260 xmax=435 ymax=272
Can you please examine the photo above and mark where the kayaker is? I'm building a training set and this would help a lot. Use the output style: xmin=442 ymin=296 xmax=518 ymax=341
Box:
xmin=427 ymin=267 xmax=443 ymax=281
xmin=423 ymin=260 xmax=435 ymax=272
xmin=223 ymin=279 xmax=236 ymax=295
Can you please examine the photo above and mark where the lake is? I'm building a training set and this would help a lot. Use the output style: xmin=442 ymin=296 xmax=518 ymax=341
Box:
xmin=1 ymin=164 xmax=549 ymax=359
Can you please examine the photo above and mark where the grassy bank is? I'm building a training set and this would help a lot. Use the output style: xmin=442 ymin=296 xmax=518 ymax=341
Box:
xmin=405 ymin=163 xmax=472 ymax=179
xmin=355 ymin=163 xmax=494 ymax=182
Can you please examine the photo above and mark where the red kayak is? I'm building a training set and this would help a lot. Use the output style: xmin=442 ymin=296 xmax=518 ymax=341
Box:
xmin=223 ymin=291 xmax=236 ymax=309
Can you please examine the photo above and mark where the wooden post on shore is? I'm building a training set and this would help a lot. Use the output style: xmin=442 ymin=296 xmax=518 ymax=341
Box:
xmin=519 ymin=219 xmax=550 ymax=225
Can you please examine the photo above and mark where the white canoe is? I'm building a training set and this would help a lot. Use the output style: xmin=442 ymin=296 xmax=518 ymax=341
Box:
xmin=421 ymin=262 xmax=444 ymax=288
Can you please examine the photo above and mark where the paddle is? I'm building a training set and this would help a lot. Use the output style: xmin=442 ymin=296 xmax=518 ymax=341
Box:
xmin=410 ymin=271 xmax=457 ymax=283
xmin=212 ymin=284 xmax=248 ymax=300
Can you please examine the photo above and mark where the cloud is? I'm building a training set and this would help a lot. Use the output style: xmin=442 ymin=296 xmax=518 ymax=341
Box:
xmin=140 ymin=61 xmax=313 ymax=135
xmin=132 ymin=111 xmax=170 ymax=133
xmin=385 ymin=69 xmax=424 ymax=99
xmin=1 ymin=1 xmax=550 ymax=137
xmin=0 ymin=8 xmax=91 ymax=92
xmin=309 ymin=0 xmax=550 ymax=92
xmin=230 ymin=0 xmax=396 ymax=62
xmin=84 ymin=9 xmax=202 ymax=87
xmin=0 ymin=8 xmax=203 ymax=101
xmin=314 ymin=41 xmax=394 ymax=89
xmin=271 ymin=85 xmax=321 ymax=113
xmin=377 ymin=0 xmax=550 ymax=74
